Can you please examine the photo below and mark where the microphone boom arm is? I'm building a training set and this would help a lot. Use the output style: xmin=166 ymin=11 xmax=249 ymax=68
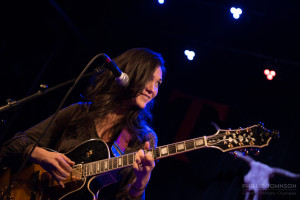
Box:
xmin=0 ymin=61 xmax=106 ymax=115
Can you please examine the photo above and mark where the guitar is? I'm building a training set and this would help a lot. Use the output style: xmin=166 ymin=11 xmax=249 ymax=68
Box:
xmin=0 ymin=123 xmax=278 ymax=200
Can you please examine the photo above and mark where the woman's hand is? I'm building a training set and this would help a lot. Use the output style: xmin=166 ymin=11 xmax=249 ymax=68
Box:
xmin=131 ymin=141 xmax=155 ymax=196
xmin=30 ymin=146 xmax=75 ymax=188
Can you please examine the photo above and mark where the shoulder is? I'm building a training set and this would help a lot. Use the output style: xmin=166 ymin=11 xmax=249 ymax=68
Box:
xmin=61 ymin=102 xmax=91 ymax=113
xmin=144 ymin=125 xmax=158 ymax=148
xmin=54 ymin=102 xmax=91 ymax=122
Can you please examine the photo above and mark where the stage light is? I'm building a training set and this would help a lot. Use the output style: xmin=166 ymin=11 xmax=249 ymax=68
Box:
xmin=264 ymin=69 xmax=270 ymax=76
xmin=264 ymin=69 xmax=276 ymax=80
xmin=230 ymin=7 xmax=242 ymax=19
xmin=270 ymin=70 xmax=276 ymax=76
xmin=267 ymin=74 xmax=273 ymax=80
xmin=158 ymin=0 xmax=164 ymax=4
xmin=184 ymin=50 xmax=195 ymax=61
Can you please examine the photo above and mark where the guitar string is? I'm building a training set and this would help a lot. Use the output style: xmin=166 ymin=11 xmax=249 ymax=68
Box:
xmin=71 ymin=131 xmax=254 ymax=173
xmin=69 ymin=132 xmax=256 ymax=179
xmin=48 ymin=129 xmax=260 ymax=184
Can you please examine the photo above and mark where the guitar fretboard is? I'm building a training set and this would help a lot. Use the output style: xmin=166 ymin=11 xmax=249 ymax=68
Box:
xmin=82 ymin=136 xmax=207 ymax=177
xmin=79 ymin=124 xmax=274 ymax=178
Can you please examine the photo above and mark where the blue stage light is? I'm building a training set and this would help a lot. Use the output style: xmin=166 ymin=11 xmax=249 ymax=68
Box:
xmin=230 ymin=7 xmax=242 ymax=19
xmin=158 ymin=0 xmax=164 ymax=4
xmin=184 ymin=50 xmax=195 ymax=61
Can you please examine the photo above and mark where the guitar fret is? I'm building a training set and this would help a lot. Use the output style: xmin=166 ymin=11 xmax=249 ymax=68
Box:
xmin=168 ymin=144 xmax=176 ymax=155
xmin=159 ymin=146 xmax=169 ymax=157
xmin=85 ymin=165 xmax=88 ymax=176
xmin=92 ymin=162 xmax=97 ymax=175
xmin=86 ymin=164 xmax=89 ymax=176
xmin=104 ymin=160 xmax=108 ymax=171
xmin=185 ymin=139 xmax=195 ymax=150
xmin=98 ymin=162 xmax=101 ymax=173
xmin=89 ymin=164 xmax=92 ymax=176
xmin=195 ymin=137 xmax=204 ymax=147
xmin=155 ymin=147 xmax=159 ymax=158
xmin=118 ymin=157 xmax=122 ymax=167
xmin=123 ymin=154 xmax=128 ymax=166
xmin=128 ymin=153 xmax=134 ymax=165
xmin=100 ymin=160 xmax=104 ymax=172
xmin=113 ymin=157 xmax=117 ymax=169
xmin=155 ymin=148 xmax=160 ymax=159
xmin=176 ymin=142 xmax=185 ymax=152
xmin=84 ymin=165 xmax=87 ymax=177
xmin=95 ymin=162 xmax=100 ymax=174
xmin=109 ymin=159 xmax=113 ymax=170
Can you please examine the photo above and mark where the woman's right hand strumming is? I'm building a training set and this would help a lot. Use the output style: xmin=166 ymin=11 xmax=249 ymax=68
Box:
xmin=29 ymin=146 xmax=75 ymax=188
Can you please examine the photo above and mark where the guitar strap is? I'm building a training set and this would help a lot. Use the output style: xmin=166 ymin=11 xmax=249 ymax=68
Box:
xmin=111 ymin=128 xmax=131 ymax=157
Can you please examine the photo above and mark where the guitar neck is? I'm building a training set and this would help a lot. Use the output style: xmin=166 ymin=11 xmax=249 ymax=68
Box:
xmin=151 ymin=136 xmax=207 ymax=160
xmin=81 ymin=124 xmax=277 ymax=177
xmin=82 ymin=136 xmax=207 ymax=177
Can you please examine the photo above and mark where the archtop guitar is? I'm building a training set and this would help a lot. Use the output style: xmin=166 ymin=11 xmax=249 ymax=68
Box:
xmin=0 ymin=123 xmax=279 ymax=200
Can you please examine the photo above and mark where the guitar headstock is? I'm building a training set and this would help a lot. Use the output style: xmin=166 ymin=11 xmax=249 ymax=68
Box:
xmin=206 ymin=123 xmax=279 ymax=154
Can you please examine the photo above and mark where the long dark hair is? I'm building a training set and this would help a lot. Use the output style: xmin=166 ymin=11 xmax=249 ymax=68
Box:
xmin=84 ymin=48 xmax=165 ymax=144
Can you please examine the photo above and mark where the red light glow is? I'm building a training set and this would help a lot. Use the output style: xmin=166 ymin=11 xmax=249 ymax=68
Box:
xmin=270 ymin=70 xmax=276 ymax=76
xmin=267 ymin=74 xmax=273 ymax=80
xmin=264 ymin=69 xmax=276 ymax=80
xmin=264 ymin=69 xmax=270 ymax=76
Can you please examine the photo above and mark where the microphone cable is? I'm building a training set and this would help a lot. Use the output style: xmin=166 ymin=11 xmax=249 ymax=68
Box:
xmin=0 ymin=53 xmax=106 ymax=200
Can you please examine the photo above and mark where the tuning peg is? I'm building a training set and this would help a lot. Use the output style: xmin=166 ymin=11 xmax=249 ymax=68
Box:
xmin=272 ymin=130 xmax=280 ymax=139
xmin=6 ymin=99 xmax=14 ymax=105
xmin=241 ymin=149 xmax=248 ymax=156
xmin=38 ymin=84 xmax=48 ymax=93
xmin=249 ymin=148 xmax=260 ymax=156
xmin=40 ymin=84 xmax=48 ymax=89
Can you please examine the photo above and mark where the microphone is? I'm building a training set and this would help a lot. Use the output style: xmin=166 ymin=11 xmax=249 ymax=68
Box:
xmin=103 ymin=54 xmax=129 ymax=87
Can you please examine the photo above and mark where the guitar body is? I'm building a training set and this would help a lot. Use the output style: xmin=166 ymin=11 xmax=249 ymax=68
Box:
xmin=0 ymin=139 xmax=118 ymax=200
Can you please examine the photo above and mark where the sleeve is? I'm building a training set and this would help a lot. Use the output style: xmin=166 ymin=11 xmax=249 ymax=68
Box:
xmin=0 ymin=103 xmax=80 ymax=168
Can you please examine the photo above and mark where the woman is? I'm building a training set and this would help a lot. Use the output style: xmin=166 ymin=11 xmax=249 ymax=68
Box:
xmin=0 ymin=48 xmax=166 ymax=200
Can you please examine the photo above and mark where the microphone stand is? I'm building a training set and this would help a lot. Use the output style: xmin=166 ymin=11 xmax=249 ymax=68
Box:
xmin=0 ymin=70 xmax=102 ymax=115
xmin=0 ymin=53 xmax=107 ymax=200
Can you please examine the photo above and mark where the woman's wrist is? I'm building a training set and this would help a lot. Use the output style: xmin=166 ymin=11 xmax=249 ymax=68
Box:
xmin=28 ymin=146 xmax=45 ymax=163
xmin=131 ymin=184 xmax=146 ymax=191
xmin=131 ymin=177 xmax=148 ymax=191
xmin=128 ymin=182 xmax=146 ymax=198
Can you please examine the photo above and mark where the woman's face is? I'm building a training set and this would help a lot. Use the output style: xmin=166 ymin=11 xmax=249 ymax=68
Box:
xmin=133 ymin=66 xmax=163 ymax=109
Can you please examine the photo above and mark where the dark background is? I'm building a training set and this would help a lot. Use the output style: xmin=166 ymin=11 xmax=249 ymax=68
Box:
xmin=0 ymin=0 xmax=299 ymax=199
